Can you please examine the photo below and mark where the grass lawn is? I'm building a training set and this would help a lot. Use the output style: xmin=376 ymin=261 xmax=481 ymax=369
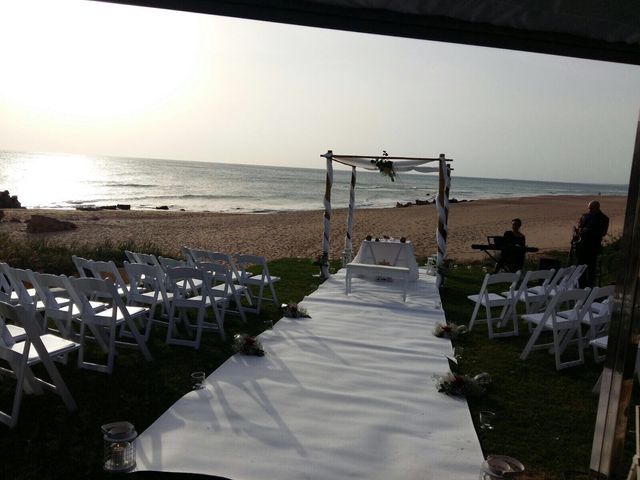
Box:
xmin=0 ymin=235 xmax=635 ymax=479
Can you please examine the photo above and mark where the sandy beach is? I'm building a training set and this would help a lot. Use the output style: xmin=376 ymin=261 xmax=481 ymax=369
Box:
xmin=0 ymin=195 xmax=626 ymax=263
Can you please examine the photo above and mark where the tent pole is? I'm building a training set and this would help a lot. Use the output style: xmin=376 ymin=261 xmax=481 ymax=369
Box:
xmin=343 ymin=166 xmax=356 ymax=266
xmin=320 ymin=150 xmax=333 ymax=279
xmin=436 ymin=154 xmax=450 ymax=286
xmin=590 ymin=111 xmax=640 ymax=479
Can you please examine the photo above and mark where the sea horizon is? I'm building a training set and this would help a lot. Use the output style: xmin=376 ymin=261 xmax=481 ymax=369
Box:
xmin=0 ymin=150 xmax=629 ymax=213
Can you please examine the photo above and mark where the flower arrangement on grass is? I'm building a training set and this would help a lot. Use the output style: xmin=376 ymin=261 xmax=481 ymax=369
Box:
xmin=435 ymin=358 xmax=491 ymax=397
xmin=282 ymin=302 xmax=310 ymax=318
xmin=233 ymin=333 xmax=265 ymax=356
xmin=371 ymin=151 xmax=396 ymax=182
xmin=312 ymin=252 xmax=329 ymax=267
xmin=433 ymin=322 xmax=468 ymax=339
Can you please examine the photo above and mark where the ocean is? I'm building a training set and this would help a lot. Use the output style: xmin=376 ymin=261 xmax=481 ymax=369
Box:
xmin=0 ymin=150 xmax=628 ymax=213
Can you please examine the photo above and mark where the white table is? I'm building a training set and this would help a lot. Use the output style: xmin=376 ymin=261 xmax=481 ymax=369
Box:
xmin=352 ymin=239 xmax=419 ymax=281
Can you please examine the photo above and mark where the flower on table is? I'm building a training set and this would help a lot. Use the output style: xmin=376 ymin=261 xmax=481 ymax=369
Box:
xmin=233 ymin=333 xmax=265 ymax=356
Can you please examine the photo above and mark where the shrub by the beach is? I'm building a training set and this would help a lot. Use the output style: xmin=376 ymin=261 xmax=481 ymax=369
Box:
xmin=0 ymin=233 xmax=164 ymax=274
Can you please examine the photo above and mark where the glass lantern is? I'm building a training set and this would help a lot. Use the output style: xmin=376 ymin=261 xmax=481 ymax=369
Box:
xmin=425 ymin=255 xmax=437 ymax=276
xmin=102 ymin=421 xmax=137 ymax=473
xmin=479 ymin=455 xmax=525 ymax=479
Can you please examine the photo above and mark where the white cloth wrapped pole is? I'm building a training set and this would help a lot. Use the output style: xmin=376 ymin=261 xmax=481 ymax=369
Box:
xmin=321 ymin=154 xmax=333 ymax=278
xmin=343 ymin=167 xmax=356 ymax=264
xmin=436 ymin=154 xmax=450 ymax=284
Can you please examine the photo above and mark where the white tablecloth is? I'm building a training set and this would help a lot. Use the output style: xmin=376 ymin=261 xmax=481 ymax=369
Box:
xmin=352 ymin=240 xmax=419 ymax=280
xmin=135 ymin=270 xmax=483 ymax=479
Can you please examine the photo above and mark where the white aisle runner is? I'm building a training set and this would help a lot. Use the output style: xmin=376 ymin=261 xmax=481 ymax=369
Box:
xmin=135 ymin=269 xmax=484 ymax=479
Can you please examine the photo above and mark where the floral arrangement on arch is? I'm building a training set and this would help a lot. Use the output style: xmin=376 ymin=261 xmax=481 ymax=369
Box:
xmin=433 ymin=322 xmax=468 ymax=340
xmin=282 ymin=302 xmax=311 ymax=318
xmin=233 ymin=333 xmax=265 ymax=356
xmin=371 ymin=151 xmax=397 ymax=182
xmin=435 ymin=358 xmax=491 ymax=398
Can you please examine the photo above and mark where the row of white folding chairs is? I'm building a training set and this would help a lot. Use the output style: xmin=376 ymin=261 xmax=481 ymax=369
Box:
xmin=0 ymin=262 xmax=154 ymax=427
xmin=467 ymin=264 xmax=588 ymax=339
xmin=122 ymin=251 xmax=255 ymax=349
xmin=1 ymin=262 xmax=152 ymax=374
xmin=180 ymin=247 xmax=280 ymax=315
xmin=519 ymin=284 xmax=614 ymax=370
xmin=467 ymin=264 xmax=614 ymax=370
xmin=74 ymin=254 xmax=230 ymax=348
xmin=124 ymin=250 xmax=248 ymax=317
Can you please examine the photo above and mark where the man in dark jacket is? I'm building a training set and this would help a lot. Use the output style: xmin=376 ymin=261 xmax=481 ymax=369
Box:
xmin=575 ymin=200 xmax=609 ymax=287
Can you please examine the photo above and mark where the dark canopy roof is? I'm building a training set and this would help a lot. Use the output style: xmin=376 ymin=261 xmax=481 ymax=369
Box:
xmin=96 ymin=0 xmax=640 ymax=65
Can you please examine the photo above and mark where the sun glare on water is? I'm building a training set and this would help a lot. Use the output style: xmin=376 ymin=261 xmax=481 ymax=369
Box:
xmin=6 ymin=153 xmax=100 ymax=208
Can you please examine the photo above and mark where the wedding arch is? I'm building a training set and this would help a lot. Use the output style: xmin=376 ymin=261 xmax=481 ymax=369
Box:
xmin=319 ymin=150 xmax=453 ymax=280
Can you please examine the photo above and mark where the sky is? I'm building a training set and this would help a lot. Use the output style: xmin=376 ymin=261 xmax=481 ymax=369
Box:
xmin=0 ymin=0 xmax=639 ymax=184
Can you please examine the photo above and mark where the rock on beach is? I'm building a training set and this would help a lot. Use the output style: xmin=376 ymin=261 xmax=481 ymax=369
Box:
xmin=26 ymin=215 xmax=77 ymax=234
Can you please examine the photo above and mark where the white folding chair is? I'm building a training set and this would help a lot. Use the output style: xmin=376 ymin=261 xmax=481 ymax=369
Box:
xmin=0 ymin=265 xmax=15 ymax=303
xmin=236 ymin=254 xmax=280 ymax=314
xmin=135 ymin=252 xmax=163 ymax=270
xmin=71 ymin=255 xmax=95 ymax=278
xmin=467 ymin=271 xmax=521 ymax=339
xmin=507 ymin=268 xmax=556 ymax=315
xmin=574 ymin=284 xmax=615 ymax=362
xmin=0 ymin=264 xmax=40 ymax=307
xmin=180 ymin=246 xmax=194 ymax=265
xmin=558 ymin=264 xmax=587 ymax=292
xmin=188 ymin=249 xmax=251 ymax=290
xmin=158 ymin=256 xmax=188 ymax=271
xmin=86 ymin=260 xmax=130 ymax=298
xmin=124 ymin=250 xmax=140 ymax=263
xmin=158 ymin=256 xmax=202 ymax=296
xmin=520 ymin=287 xmax=590 ymax=370
xmin=0 ymin=301 xmax=80 ymax=428
xmin=29 ymin=272 xmax=78 ymax=337
xmin=165 ymin=267 xmax=226 ymax=349
xmin=70 ymin=277 xmax=152 ymax=374
xmin=196 ymin=262 xmax=247 ymax=322
xmin=0 ymin=266 xmax=48 ymax=334
xmin=207 ymin=251 xmax=248 ymax=286
xmin=0 ymin=268 xmax=27 ymax=341
xmin=124 ymin=262 xmax=173 ymax=340
xmin=528 ymin=265 xmax=574 ymax=298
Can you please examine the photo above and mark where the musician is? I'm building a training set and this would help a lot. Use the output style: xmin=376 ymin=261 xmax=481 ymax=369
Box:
xmin=574 ymin=200 xmax=609 ymax=287
xmin=494 ymin=218 xmax=526 ymax=273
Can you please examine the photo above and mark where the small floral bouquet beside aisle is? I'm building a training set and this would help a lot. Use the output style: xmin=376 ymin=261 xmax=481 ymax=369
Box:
xmin=282 ymin=302 xmax=311 ymax=318
xmin=435 ymin=358 xmax=491 ymax=398
xmin=233 ymin=333 xmax=265 ymax=356
xmin=433 ymin=322 xmax=468 ymax=340
xmin=312 ymin=252 xmax=329 ymax=267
